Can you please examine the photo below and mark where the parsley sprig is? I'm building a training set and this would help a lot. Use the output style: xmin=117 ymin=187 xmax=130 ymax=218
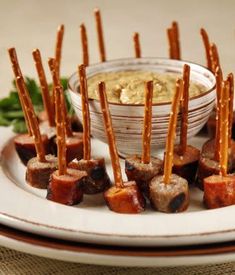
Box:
xmin=0 ymin=77 xmax=70 ymax=133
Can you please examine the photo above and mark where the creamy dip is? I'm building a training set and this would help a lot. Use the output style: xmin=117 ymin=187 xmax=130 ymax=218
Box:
xmin=87 ymin=71 xmax=207 ymax=104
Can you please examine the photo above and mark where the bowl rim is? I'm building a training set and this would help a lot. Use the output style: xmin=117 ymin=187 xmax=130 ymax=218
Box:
xmin=68 ymin=57 xmax=216 ymax=107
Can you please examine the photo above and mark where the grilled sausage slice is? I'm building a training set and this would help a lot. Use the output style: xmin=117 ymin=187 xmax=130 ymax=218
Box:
xmin=14 ymin=133 xmax=50 ymax=166
xmin=26 ymin=154 xmax=58 ymax=188
xmin=207 ymin=110 xmax=235 ymax=140
xmin=172 ymin=145 xmax=200 ymax=184
xmin=52 ymin=132 xmax=83 ymax=163
xmin=104 ymin=181 xmax=145 ymax=214
xmin=47 ymin=168 xmax=87 ymax=205
xmin=204 ymin=174 xmax=235 ymax=209
xmin=196 ymin=139 xmax=235 ymax=190
xmin=125 ymin=155 xmax=163 ymax=196
xmin=68 ymin=157 xmax=111 ymax=194
xmin=149 ymin=174 xmax=189 ymax=213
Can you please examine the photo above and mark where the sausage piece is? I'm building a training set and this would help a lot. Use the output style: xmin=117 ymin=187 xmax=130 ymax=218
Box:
xmin=149 ymin=174 xmax=189 ymax=213
xmin=207 ymin=110 xmax=235 ymax=140
xmin=14 ymin=133 xmax=50 ymax=166
xmin=104 ymin=181 xmax=145 ymax=214
xmin=26 ymin=154 xmax=58 ymax=188
xmin=125 ymin=155 xmax=163 ymax=196
xmin=52 ymin=132 xmax=84 ymax=163
xmin=204 ymin=174 xmax=235 ymax=209
xmin=68 ymin=157 xmax=111 ymax=194
xmin=196 ymin=139 xmax=235 ymax=190
xmin=172 ymin=145 xmax=200 ymax=184
xmin=47 ymin=168 xmax=87 ymax=205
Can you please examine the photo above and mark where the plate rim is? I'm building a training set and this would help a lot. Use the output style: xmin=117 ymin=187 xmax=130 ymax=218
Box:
xmin=1 ymin=223 xmax=235 ymax=267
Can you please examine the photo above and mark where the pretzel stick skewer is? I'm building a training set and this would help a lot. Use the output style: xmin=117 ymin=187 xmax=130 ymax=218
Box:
xmin=8 ymin=48 xmax=32 ymax=135
xmin=163 ymin=79 xmax=182 ymax=184
xmin=210 ymin=43 xmax=220 ymax=74
xmin=98 ymin=82 xmax=123 ymax=188
xmin=94 ymin=9 xmax=106 ymax=62
xmin=32 ymin=49 xmax=55 ymax=126
xmin=200 ymin=28 xmax=212 ymax=71
xmin=142 ymin=81 xmax=153 ymax=163
xmin=220 ymin=80 xmax=230 ymax=177
xmin=16 ymin=76 xmax=46 ymax=162
xmin=55 ymin=86 xmax=67 ymax=175
xmin=78 ymin=64 xmax=91 ymax=160
xmin=80 ymin=24 xmax=89 ymax=67
xmin=167 ymin=28 xmax=174 ymax=59
xmin=55 ymin=24 xmax=64 ymax=76
xmin=133 ymin=32 xmax=141 ymax=58
xmin=172 ymin=21 xmax=181 ymax=60
xmin=179 ymin=64 xmax=190 ymax=155
xmin=214 ymin=67 xmax=223 ymax=161
xmin=48 ymin=58 xmax=73 ymax=137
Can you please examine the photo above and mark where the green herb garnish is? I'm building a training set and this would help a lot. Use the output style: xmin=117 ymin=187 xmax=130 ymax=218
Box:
xmin=0 ymin=77 xmax=70 ymax=133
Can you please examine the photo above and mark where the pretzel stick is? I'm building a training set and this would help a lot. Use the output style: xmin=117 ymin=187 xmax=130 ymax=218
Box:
xmin=78 ymin=64 xmax=91 ymax=160
xmin=179 ymin=64 xmax=190 ymax=155
xmin=142 ymin=81 xmax=153 ymax=164
xmin=210 ymin=43 xmax=220 ymax=74
xmin=16 ymin=76 xmax=46 ymax=162
xmin=55 ymin=24 xmax=64 ymax=76
xmin=220 ymin=80 xmax=229 ymax=177
xmin=214 ymin=67 xmax=223 ymax=161
xmin=55 ymin=86 xmax=67 ymax=175
xmin=227 ymin=73 xmax=234 ymax=144
xmin=32 ymin=49 xmax=55 ymax=127
xmin=167 ymin=28 xmax=174 ymax=59
xmin=163 ymin=79 xmax=182 ymax=184
xmin=98 ymin=82 xmax=123 ymax=188
xmin=172 ymin=21 xmax=181 ymax=60
xmin=94 ymin=9 xmax=106 ymax=62
xmin=48 ymin=58 xmax=73 ymax=137
xmin=200 ymin=28 xmax=212 ymax=71
xmin=133 ymin=32 xmax=141 ymax=58
xmin=80 ymin=24 xmax=89 ymax=66
xmin=8 ymin=48 xmax=32 ymax=135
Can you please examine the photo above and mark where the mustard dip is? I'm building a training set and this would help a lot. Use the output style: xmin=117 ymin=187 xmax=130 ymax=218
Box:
xmin=87 ymin=71 xmax=206 ymax=104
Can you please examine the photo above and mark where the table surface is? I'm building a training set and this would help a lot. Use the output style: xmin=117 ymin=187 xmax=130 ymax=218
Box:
xmin=1 ymin=0 xmax=235 ymax=273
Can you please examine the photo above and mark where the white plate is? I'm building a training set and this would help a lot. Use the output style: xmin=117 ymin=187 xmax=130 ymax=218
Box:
xmin=1 ymin=223 xmax=235 ymax=267
xmin=1 ymin=127 xmax=235 ymax=247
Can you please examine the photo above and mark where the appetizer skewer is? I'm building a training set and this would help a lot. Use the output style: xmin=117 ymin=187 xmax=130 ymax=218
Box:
xmin=32 ymin=48 xmax=56 ymax=132
xmin=149 ymin=79 xmax=189 ymax=213
xmin=48 ymin=58 xmax=83 ymax=163
xmin=68 ymin=64 xmax=111 ymax=194
xmin=125 ymin=81 xmax=163 ymax=196
xmin=55 ymin=24 xmax=64 ymax=77
xmin=8 ymin=48 xmax=50 ymax=165
xmin=133 ymin=32 xmax=141 ymax=58
xmin=172 ymin=64 xmax=200 ymax=184
xmin=203 ymin=80 xmax=235 ymax=209
xmin=16 ymin=76 xmax=57 ymax=188
xmin=200 ymin=28 xmax=212 ymax=71
xmin=99 ymin=81 xmax=145 ymax=214
xmin=94 ymin=9 xmax=106 ymax=62
xmin=80 ymin=24 xmax=89 ymax=67
xmin=167 ymin=21 xmax=181 ymax=60
xmin=47 ymin=86 xmax=87 ymax=205
xmin=197 ymin=69 xmax=235 ymax=189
